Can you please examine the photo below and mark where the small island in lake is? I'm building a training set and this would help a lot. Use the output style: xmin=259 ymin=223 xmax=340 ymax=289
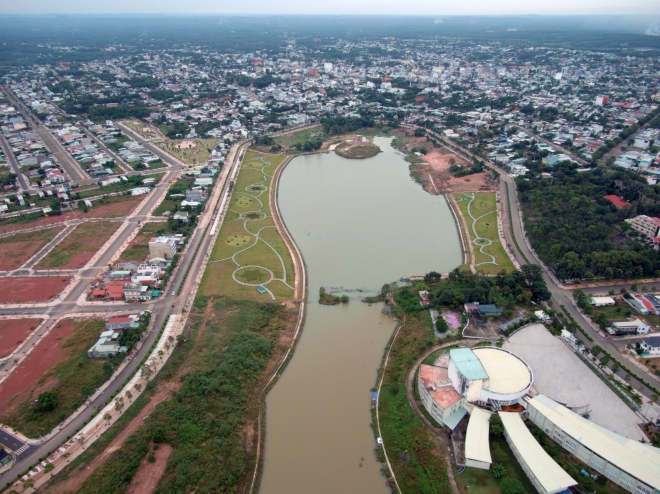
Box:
xmin=319 ymin=287 xmax=349 ymax=305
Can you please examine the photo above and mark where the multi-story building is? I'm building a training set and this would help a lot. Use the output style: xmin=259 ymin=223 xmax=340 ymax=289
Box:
xmin=527 ymin=395 xmax=660 ymax=494
xmin=148 ymin=236 xmax=178 ymax=260
xmin=625 ymin=215 xmax=660 ymax=241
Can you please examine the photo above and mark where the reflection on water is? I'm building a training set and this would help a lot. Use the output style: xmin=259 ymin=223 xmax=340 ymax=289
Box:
xmin=260 ymin=137 xmax=462 ymax=493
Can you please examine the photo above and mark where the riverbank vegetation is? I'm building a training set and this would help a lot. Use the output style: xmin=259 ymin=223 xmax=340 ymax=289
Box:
xmin=377 ymin=310 xmax=453 ymax=493
xmin=61 ymin=297 xmax=297 ymax=494
xmin=319 ymin=287 xmax=348 ymax=305
xmin=387 ymin=266 xmax=550 ymax=316
xmin=517 ymin=161 xmax=660 ymax=281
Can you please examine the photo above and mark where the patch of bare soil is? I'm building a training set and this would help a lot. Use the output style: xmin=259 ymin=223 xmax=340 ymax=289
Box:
xmin=48 ymin=381 xmax=180 ymax=494
xmin=125 ymin=443 xmax=173 ymax=494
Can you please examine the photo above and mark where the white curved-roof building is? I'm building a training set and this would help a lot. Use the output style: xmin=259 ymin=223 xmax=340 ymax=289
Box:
xmin=448 ymin=347 xmax=533 ymax=409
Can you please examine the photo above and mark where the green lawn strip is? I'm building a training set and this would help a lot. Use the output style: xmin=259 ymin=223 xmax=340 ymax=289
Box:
xmin=0 ymin=319 xmax=111 ymax=438
xmin=377 ymin=310 xmax=452 ymax=494
xmin=70 ymin=297 xmax=294 ymax=494
xmin=201 ymin=151 xmax=294 ymax=300
xmin=0 ymin=211 xmax=45 ymax=229
xmin=36 ymin=222 xmax=121 ymax=269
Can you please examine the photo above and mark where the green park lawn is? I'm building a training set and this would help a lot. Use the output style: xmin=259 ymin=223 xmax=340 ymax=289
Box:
xmin=454 ymin=192 xmax=515 ymax=275
xmin=200 ymin=151 xmax=294 ymax=300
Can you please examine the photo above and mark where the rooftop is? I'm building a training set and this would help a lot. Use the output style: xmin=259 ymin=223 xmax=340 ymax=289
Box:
xmin=499 ymin=411 xmax=577 ymax=494
xmin=472 ymin=347 xmax=533 ymax=395
xmin=465 ymin=407 xmax=492 ymax=465
xmin=530 ymin=395 xmax=660 ymax=490
xmin=420 ymin=364 xmax=464 ymax=409
xmin=450 ymin=348 xmax=489 ymax=381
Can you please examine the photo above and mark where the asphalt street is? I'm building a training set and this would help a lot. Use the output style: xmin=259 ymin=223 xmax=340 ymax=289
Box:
xmin=0 ymin=135 xmax=247 ymax=488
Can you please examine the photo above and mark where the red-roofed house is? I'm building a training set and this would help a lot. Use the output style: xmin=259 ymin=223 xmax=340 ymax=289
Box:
xmin=604 ymin=195 xmax=631 ymax=209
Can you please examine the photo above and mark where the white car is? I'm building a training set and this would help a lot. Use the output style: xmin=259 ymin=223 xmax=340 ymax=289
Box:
xmin=172 ymin=292 xmax=175 ymax=296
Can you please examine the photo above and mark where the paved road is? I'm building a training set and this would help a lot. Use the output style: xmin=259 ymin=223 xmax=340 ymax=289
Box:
xmin=420 ymin=126 xmax=660 ymax=400
xmin=1 ymin=87 xmax=91 ymax=184
xmin=117 ymin=123 xmax=184 ymax=167
xmin=0 ymin=139 xmax=247 ymax=489
xmin=0 ymin=135 xmax=30 ymax=191
xmin=80 ymin=127 xmax=134 ymax=174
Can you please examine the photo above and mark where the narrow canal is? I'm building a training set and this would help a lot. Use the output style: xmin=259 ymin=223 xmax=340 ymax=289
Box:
xmin=260 ymin=137 xmax=463 ymax=493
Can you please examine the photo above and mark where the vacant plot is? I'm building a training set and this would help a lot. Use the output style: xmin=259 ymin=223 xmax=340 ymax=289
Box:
xmin=37 ymin=222 xmax=121 ymax=269
xmin=0 ymin=318 xmax=109 ymax=437
xmin=0 ymin=196 xmax=143 ymax=235
xmin=200 ymin=151 xmax=294 ymax=301
xmin=0 ymin=318 xmax=43 ymax=358
xmin=0 ymin=225 xmax=64 ymax=270
xmin=0 ymin=276 xmax=70 ymax=303
xmin=119 ymin=222 xmax=169 ymax=262
xmin=454 ymin=192 xmax=515 ymax=275
xmin=163 ymin=138 xmax=218 ymax=164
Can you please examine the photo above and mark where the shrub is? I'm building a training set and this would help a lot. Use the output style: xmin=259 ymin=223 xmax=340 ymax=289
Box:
xmin=500 ymin=477 xmax=524 ymax=494
xmin=36 ymin=391 xmax=58 ymax=412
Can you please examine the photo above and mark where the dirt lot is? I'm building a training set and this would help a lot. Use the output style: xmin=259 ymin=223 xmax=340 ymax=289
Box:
xmin=0 ymin=319 xmax=74 ymax=410
xmin=126 ymin=444 xmax=174 ymax=494
xmin=420 ymin=149 xmax=496 ymax=194
xmin=0 ymin=195 xmax=143 ymax=235
xmin=0 ymin=226 xmax=65 ymax=271
xmin=0 ymin=318 xmax=43 ymax=358
xmin=0 ymin=276 xmax=71 ymax=304
xmin=36 ymin=222 xmax=121 ymax=269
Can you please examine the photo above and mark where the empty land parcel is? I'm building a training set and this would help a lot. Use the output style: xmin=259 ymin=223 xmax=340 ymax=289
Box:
xmin=0 ymin=226 xmax=65 ymax=270
xmin=200 ymin=151 xmax=295 ymax=300
xmin=0 ymin=318 xmax=108 ymax=438
xmin=36 ymin=222 xmax=122 ymax=269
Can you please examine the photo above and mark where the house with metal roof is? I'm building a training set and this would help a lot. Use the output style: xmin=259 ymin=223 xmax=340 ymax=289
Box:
xmin=464 ymin=407 xmax=492 ymax=470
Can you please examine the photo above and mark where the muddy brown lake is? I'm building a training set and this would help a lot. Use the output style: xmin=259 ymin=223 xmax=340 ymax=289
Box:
xmin=260 ymin=137 xmax=462 ymax=493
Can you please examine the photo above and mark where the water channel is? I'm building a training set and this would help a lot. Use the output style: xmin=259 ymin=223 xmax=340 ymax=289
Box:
xmin=260 ymin=137 xmax=463 ymax=493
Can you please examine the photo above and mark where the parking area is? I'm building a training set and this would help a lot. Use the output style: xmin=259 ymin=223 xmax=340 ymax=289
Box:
xmin=504 ymin=323 xmax=645 ymax=441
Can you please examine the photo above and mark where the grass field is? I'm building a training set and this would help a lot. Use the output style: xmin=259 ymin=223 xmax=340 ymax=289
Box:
xmin=253 ymin=127 xmax=326 ymax=154
xmin=37 ymin=222 xmax=121 ymax=269
xmin=162 ymin=139 xmax=218 ymax=164
xmin=200 ymin=151 xmax=295 ymax=301
xmin=121 ymin=120 xmax=158 ymax=140
xmin=0 ymin=319 xmax=110 ymax=438
xmin=454 ymin=192 xmax=515 ymax=275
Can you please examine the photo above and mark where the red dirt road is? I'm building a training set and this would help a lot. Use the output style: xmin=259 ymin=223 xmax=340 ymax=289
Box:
xmin=0 ymin=319 xmax=74 ymax=410
xmin=125 ymin=444 xmax=173 ymax=494
xmin=0 ymin=318 xmax=43 ymax=358
xmin=0 ymin=276 xmax=71 ymax=304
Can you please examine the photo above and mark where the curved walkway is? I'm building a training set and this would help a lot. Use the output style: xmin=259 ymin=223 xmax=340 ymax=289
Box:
xmin=456 ymin=193 xmax=498 ymax=267
xmin=207 ymin=156 xmax=292 ymax=300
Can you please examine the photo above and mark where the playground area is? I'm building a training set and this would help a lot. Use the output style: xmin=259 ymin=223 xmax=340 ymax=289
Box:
xmin=201 ymin=151 xmax=295 ymax=300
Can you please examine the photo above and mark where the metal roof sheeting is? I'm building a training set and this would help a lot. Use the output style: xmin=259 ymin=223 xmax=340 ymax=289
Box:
xmin=472 ymin=348 xmax=533 ymax=395
xmin=499 ymin=411 xmax=577 ymax=494
xmin=465 ymin=407 xmax=492 ymax=465
xmin=529 ymin=395 xmax=660 ymax=490
xmin=450 ymin=348 xmax=488 ymax=381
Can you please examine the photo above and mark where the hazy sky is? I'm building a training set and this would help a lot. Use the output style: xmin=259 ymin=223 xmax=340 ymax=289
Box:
xmin=3 ymin=0 xmax=660 ymax=16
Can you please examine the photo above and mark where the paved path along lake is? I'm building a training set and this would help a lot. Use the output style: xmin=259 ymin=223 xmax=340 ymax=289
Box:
xmin=260 ymin=137 xmax=463 ymax=493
